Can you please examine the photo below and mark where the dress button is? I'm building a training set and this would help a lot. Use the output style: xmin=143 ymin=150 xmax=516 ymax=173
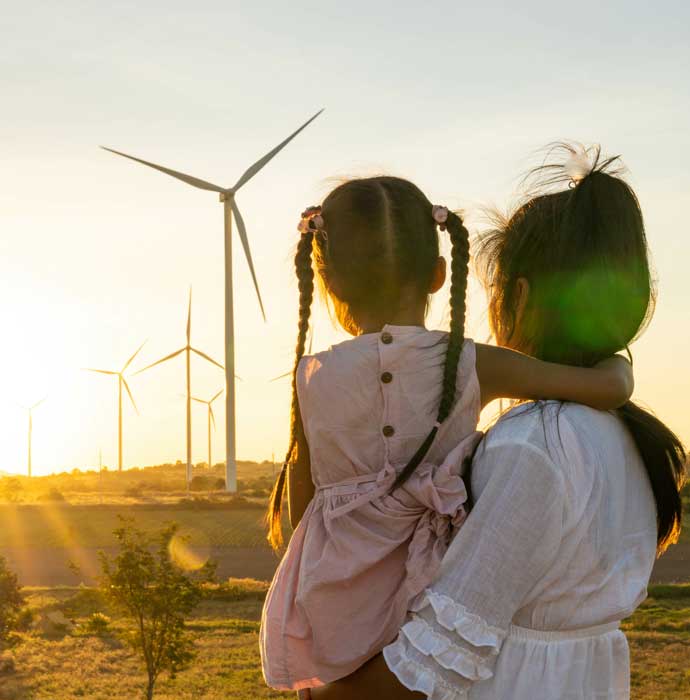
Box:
xmin=381 ymin=371 xmax=393 ymax=384
xmin=381 ymin=331 xmax=393 ymax=345
xmin=382 ymin=425 xmax=395 ymax=437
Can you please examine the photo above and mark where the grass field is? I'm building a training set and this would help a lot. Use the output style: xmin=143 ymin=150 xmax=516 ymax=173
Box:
xmin=0 ymin=581 xmax=688 ymax=700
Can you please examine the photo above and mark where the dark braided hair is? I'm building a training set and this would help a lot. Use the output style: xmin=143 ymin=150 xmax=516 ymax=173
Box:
xmin=267 ymin=227 xmax=315 ymax=550
xmin=267 ymin=177 xmax=472 ymax=547
xmin=392 ymin=210 xmax=471 ymax=489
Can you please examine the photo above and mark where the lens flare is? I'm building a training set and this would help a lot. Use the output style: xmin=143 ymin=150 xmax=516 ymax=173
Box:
xmin=168 ymin=527 xmax=211 ymax=571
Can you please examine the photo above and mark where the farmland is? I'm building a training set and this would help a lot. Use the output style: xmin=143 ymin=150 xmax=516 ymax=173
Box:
xmin=0 ymin=464 xmax=688 ymax=587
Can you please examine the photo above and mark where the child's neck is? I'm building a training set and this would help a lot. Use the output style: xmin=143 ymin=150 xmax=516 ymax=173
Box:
xmin=357 ymin=308 xmax=427 ymax=335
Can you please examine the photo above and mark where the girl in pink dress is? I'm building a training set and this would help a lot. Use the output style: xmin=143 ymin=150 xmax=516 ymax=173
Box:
xmin=260 ymin=176 xmax=633 ymax=693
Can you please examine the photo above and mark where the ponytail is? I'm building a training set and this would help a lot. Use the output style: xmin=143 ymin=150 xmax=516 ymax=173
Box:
xmin=392 ymin=210 xmax=471 ymax=490
xmin=617 ymin=402 xmax=686 ymax=555
xmin=266 ymin=229 xmax=315 ymax=550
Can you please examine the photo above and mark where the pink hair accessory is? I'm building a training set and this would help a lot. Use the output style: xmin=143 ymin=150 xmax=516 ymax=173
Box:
xmin=298 ymin=206 xmax=325 ymax=234
xmin=432 ymin=205 xmax=449 ymax=230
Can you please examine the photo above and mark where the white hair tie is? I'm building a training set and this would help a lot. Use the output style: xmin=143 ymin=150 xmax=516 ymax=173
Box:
xmin=432 ymin=205 xmax=449 ymax=231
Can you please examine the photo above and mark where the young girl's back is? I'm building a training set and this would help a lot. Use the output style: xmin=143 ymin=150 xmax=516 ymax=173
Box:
xmin=261 ymin=327 xmax=481 ymax=690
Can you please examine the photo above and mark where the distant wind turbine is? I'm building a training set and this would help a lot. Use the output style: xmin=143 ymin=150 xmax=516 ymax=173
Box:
xmin=192 ymin=389 xmax=224 ymax=472
xmin=85 ymin=342 xmax=145 ymax=472
xmin=20 ymin=397 xmax=47 ymax=477
xmin=135 ymin=289 xmax=223 ymax=487
xmin=270 ymin=326 xmax=314 ymax=382
xmin=101 ymin=108 xmax=323 ymax=492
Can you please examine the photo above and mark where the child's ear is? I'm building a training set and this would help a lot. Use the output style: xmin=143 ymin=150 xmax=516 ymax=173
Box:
xmin=514 ymin=277 xmax=530 ymax=327
xmin=429 ymin=256 xmax=446 ymax=294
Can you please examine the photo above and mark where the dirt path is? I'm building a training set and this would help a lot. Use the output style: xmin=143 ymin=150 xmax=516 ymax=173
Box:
xmin=2 ymin=542 xmax=688 ymax=587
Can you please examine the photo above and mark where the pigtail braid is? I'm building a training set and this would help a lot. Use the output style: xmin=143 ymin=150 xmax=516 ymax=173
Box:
xmin=392 ymin=211 xmax=470 ymax=490
xmin=267 ymin=231 xmax=315 ymax=549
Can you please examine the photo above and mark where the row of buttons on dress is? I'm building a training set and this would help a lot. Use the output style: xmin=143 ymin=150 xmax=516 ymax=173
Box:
xmin=380 ymin=332 xmax=395 ymax=437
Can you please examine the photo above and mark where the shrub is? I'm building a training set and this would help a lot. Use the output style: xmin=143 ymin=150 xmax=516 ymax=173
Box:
xmin=38 ymin=487 xmax=65 ymax=502
xmin=204 ymin=578 xmax=269 ymax=602
xmin=0 ymin=478 xmax=23 ymax=504
xmin=99 ymin=520 xmax=215 ymax=700
xmin=0 ymin=556 xmax=25 ymax=644
xmin=83 ymin=612 xmax=111 ymax=637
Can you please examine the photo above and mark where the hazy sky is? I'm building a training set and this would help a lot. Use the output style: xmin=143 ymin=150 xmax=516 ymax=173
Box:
xmin=2 ymin=1 xmax=689 ymax=474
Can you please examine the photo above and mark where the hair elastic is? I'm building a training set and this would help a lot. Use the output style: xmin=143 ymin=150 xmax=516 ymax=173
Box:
xmin=298 ymin=206 xmax=325 ymax=234
xmin=432 ymin=205 xmax=449 ymax=231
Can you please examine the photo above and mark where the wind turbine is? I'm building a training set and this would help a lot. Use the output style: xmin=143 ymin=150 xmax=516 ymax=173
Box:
xmin=135 ymin=289 xmax=223 ymax=487
xmin=85 ymin=342 xmax=145 ymax=472
xmin=101 ymin=108 xmax=323 ymax=492
xmin=20 ymin=397 xmax=46 ymax=477
xmin=270 ymin=326 xmax=314 ymax=382
xmin=192 ymin=389 xmax=223 ymax=472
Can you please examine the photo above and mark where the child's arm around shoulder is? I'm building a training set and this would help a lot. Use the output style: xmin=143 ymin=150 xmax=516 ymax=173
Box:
xmin=475 ymin=343 xmax=634 ymax=410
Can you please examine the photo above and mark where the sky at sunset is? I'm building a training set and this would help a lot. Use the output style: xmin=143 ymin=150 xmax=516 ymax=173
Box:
xmin=1 ymin=1 xmax=689 ymax=475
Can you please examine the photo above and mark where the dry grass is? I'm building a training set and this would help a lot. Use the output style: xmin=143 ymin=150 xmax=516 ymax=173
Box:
xmin=0 ymin=582 xmax=687 ymax=700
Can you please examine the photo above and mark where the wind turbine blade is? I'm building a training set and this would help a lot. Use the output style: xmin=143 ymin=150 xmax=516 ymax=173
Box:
xmin=209 ymin=404 xmax=216 ymax=430
xmin=210 ymin=389 xmax=224 ymax=403
xmin=190 ymin=347 xmax=224 ymax=370
xmin=84 ymin=368 xmax=118 ymax=375
xmin=235 ymin=374 xmax=243 ymax=381
xmin=186 ymin=287 xmax=192 ymax=343
xmin=33 ymin=395 xmax=48 ymax=409
xmin=270 ymin=371 xmax=292 ymax=382
xmin=133 ymin=347 xmax=185 ymax=374
xmin=230 ymin=199 xmax=266 ymax=320
xmin=121 ymin=377 xmax=139 ymax=415
xmin=191 ymin=397 xmax=206 ymax=405
xmin=100 ymin=147 xmax=225 ymax=193
xmin=122 ymin=340 xmax=147 ymax=372
xmin=232 ymin=109 xmax=324 ymax=191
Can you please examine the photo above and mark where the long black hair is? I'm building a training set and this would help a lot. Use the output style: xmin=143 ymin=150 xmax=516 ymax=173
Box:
xmin=477 ymin=143 xmax=686 ymax=554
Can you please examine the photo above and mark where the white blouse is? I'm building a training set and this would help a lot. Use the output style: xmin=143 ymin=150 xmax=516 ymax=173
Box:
xmin=384 ymin=401 xmax=658 ymax=700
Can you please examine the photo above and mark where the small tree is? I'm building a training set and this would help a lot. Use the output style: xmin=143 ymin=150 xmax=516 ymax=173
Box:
xmin=0 ymin=556 xmax=25 ymax=645
xmin=0 ymin=478 xmax=23 ymax=504
xmin=99 ymin=520 xmax=214 ymax=700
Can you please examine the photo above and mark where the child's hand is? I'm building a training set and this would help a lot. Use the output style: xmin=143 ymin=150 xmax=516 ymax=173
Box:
xmin=592 ymin=355 xmax=634 ymax=408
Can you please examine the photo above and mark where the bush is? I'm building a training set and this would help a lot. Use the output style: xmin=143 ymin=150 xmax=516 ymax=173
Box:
xmin=0 ymin=478 xmax=23 ymax=504
xmin=38 ymin=487 xmax=65 ymax=502
xmin=83 ymin=612 xmax=111 ymax=637
xmin=99 ymin=520 xmax=215 ymax=700
xmin=0 ymin=558 xmax=25 ymax=644
xmin=190 ymin=475 xmax=228 ymax=492
xmin=204 ymin=578 xmax=269 ymax=602
xmin=123 ymin=485 xmax=142 ymax=498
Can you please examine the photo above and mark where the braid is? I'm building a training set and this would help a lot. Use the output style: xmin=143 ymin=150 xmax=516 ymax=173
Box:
xmin=267 ymin=231 xmax=315 ymax=549
xmin=392 ymin=211 xmax=470 ymax=490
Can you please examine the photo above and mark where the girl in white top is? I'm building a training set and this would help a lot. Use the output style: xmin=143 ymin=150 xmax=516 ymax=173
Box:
xmin=261 ymin=174 xmax=635 ymax=693
xmin=310 ymin=147 xmax=686 ymax=700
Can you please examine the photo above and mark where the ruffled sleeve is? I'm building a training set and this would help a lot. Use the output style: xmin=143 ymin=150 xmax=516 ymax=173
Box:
xmin=383 ymin=436 xmax=566 ymax=699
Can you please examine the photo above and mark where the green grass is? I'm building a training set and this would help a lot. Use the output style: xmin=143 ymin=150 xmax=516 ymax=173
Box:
xmin=623 ymin=584 xmax=690 ymax=699
xmin=0 ymin=582 xmax=688 ymax=700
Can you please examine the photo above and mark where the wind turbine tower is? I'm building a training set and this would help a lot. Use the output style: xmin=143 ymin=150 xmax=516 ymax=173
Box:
xmin=101 ymin=109 xmax=323 ymax=491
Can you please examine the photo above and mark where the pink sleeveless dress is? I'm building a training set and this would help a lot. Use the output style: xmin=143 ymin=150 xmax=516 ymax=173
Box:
xmin=260 ymin=326 xmax=482 ymax=691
